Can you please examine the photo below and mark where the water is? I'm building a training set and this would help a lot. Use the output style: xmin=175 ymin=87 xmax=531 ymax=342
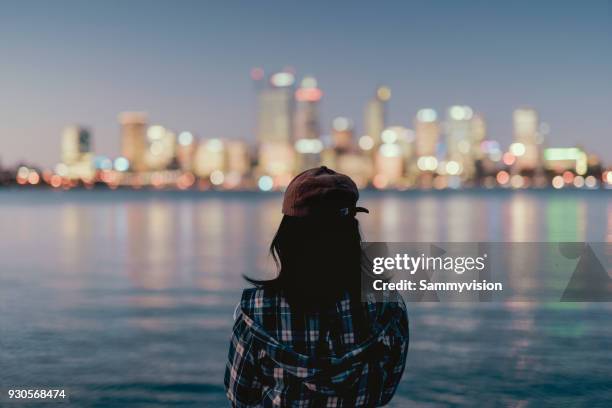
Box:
xmin=1 ymin=189 xmax=611 ymax=407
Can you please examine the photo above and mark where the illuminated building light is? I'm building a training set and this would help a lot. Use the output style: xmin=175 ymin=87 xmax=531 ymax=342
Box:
xmin=606 ymin=171 xmax=612 ymax=185
xmin=147 ymin=125 xmax=165 ymax=141
xmin=509 ymin=142 xmax=526 ymax=157
xmin=206 ymin=138 xmax=224 ymax=152
xmin=449 ymin=105 xmax=473 ymax=121
xmin=417 ymin=156 xmax=438 ymax=171
xmin=295 ymin=138 xmax=323 ymax=154
xmin=17 ymin=166 xmax=30 ymax=180
xmin=381 ymin=128 xmax=398 ymax=144
xmin=55 ymin=163 xmax=68 ymax=177
xmin=258 ymin=175 xmax=274 ymax=191
xmin=301 ymin=76 xmax=317 ymax=88
xmin=544 ymin=148 xmax=582 ymax=161
xmin=27 ymin=171 xmax=40 ymax=185
xmin=380 ymin=143 xmax=401 ymax=158
xmin=358 ymin=135 xmax=374 ymax=151
xmin=114 ymin=157 xmax=130 ymax=172
xmin=575 ymin=152 xmax=588 ymax=175
xmin=496 ymin=171 xmax=510 ymax=185
xmin=573 ymin=175 xmax=585 ymax=188
xmin=295 ymin=88 xmax=323 ymax=102
xmin=502 ymin=152 xmax=516 ymax=166
xmin=445 ymin=160 xmax=461 ymax=175
xmin=178 ymin=131 xmax=194 ymax=146
xmin=210 ymin=170 xmax=225 ymax=186
xmin=376 ymin=86 xmax=391 ymax=101
xmin=416 ymin=108 xmax=437 ymax=122
xmin=94 ymin=156 xmax=113 ymax=170
xmin=270 ymin=72 xmax=295 ymax=87
xmin=552 ymin=175 xmax=564 ymax=189
xmin=177 ymin=172 xmax=195 ymax=190
xmin=585 ymin=175 xmax=598 ymax=188
xmin=510 ymin=174 xmax=524 ymax=189
xmin=151 ymin=173 xmax=164 ymax=189
xmin=50 ymin=175 xmax=62 ymax=188
xmin=373 ymin=174 xmax=389 ymax=189
xmin=332 ymin=117 xmax=351 ymax=132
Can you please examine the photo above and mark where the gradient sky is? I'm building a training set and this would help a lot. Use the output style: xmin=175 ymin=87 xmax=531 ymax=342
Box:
xmin=1 ymin=0 xmax=610 ymax=168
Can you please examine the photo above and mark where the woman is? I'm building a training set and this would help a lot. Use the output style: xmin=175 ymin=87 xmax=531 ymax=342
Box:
xmin=225 ymin=166 xmax=409 ymax=407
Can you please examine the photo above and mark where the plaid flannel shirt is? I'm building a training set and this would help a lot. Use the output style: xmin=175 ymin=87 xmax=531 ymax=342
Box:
xmin=225 ymin=287 xmax=409 ymax=407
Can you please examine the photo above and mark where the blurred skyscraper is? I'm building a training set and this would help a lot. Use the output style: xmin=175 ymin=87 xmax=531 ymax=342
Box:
xmin=119 ymin=112 xmax=148 ymax=172
xmin=145 ymin=125 xmax=176 ymax=170
xmin=445 ymin=105 xmax=474 ymax=178
xmin=364 ymin=86 xmax=391 ymax=145
xmin=293 ymin=76 xmax=323 ymax=171
xmin=293 ymin=76 xmax=322 ymax=141
xmin=256 ymin=71 xmax=295 ymax=144
xmin=177 ymin=131 xmax=196 ymax=172
xmin=255 ymin=71 xmax=296 ymax=181
xmin=61 ymin=125 xmax=94 ymax=179
xmin=414 ymin=109 xmax=439 ymax=157
xmin=331 ymin=117 xmax=354 ymax=152
xmin=194 ymin=138 xmax=224 ymax=178
xmin=513 ymin=108 xmax=540 ymax=171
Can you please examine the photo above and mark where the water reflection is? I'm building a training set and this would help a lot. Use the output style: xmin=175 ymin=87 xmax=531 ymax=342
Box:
xmin=0 ymin=190 xmax=610 ymax=407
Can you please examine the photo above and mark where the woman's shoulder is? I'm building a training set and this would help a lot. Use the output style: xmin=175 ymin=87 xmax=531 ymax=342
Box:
xmin=240 ymin=286 xmax=283 ymax=314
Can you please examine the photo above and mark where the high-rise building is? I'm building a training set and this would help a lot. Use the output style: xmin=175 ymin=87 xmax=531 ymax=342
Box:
xmin=61 ymin=125 xmax=94 ymax=179
xmin=256 ymin=71 xmax=295 ymax=144
xmin=293 ymin=76 xmax=322 ymax=141
xmin=332 ymin=117 xmax=354 ymax=152
xmin=177 ymin=131 xmax=196 ymax=172
xmin=256 ymin=71 xmax=296 ymax=179
xmin=364 ymin=86 xmax=391 ymax=145
xmin=145 ymin=125 xmax=177 ymax=170
xmin=293 ymin=76 xmax=323 ymax=171
xmin=445 ymin=105 xmax=474 ymax=178
xmin=194 ymin=138 xmax=225 ymax=178
xmin=62 ymin=125 xmax=92 ymax=165
xmin=119 ymin=112 xmax=148 ymax=172
xmin=469 ymin=113 xmax=487 ymax=160
xmin=513 ymin=108 xmax=539 ymax=171
xmin=414 ymin=108 xmax=439 ymax=158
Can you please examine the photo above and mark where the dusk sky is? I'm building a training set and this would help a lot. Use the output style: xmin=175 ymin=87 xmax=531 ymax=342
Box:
xmin=1 ymin=0 xmax=610 ymax=168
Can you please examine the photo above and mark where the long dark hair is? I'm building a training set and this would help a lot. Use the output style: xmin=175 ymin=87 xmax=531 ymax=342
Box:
xmin=245 ymin=214 xmax=367 ymax=310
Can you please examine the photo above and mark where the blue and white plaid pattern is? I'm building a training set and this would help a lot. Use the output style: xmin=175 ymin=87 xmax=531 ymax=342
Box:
xmin=225 ymin=288 xmax=409 ymax=407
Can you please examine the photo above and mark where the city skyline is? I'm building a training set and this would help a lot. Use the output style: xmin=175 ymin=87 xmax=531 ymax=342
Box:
xmin=1 ymin=0 xmax=611 ymax=168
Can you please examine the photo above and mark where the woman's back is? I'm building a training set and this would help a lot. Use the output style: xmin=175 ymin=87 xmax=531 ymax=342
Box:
xmin=225 ymin=287 xmax=408 ymax=407
xmin=224 ymin=167 xmax=409 ymax=407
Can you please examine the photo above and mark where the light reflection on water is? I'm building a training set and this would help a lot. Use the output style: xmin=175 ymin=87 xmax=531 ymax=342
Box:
xmin=0 ymin=189 xmax=611 ymax=407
